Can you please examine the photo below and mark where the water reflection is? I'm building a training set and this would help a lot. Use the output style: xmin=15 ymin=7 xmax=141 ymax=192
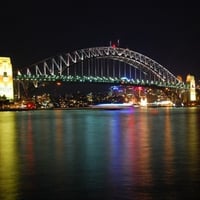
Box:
xmin=0 ymin=112 xmax=19 ymax=200
xmin=108 ymin=109 xmax=153 ymax=199
xmin=163 ymin=109 xmax=174 ymax=183
xmin=54 ymin=110 xmax=64 ymax=163
xmin=187 ymin=108 xmax=200 ymax=190
xmin=23 ymin=113 xmax=36 ymax=192
xmin=0 ymin=108 xmax=200 ymax=199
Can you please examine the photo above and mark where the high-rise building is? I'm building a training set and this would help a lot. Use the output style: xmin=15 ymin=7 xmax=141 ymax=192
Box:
xmin=0 ymin=57 xmax=14 ymax=100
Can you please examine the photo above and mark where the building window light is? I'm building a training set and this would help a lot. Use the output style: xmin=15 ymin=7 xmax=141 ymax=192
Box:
xmin=3 ymin=72 xmax=9 ymax=82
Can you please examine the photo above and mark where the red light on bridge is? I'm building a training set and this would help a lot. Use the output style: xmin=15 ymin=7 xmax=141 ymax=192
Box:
xmin=110 ymin=40 xmax=119 ymax=48
xmin=112 ymin=44 xmax=116 ymax=48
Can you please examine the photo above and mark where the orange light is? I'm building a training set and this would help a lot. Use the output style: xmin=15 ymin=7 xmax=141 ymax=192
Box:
xmin=56 ymin=82 xmax=61 ymax=86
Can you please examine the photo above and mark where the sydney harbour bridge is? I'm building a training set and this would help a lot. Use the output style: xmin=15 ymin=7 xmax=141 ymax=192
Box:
xmin=14 ymin=46 xmax=190 ymax=104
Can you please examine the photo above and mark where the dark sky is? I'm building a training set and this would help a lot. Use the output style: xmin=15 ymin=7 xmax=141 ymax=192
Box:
xmin=1 ymin=1 xmax=200 ymax=80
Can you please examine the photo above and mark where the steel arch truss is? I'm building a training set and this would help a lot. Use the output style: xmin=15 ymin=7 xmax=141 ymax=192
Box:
xmin=16 ymin=47 xmax=184 ymax=88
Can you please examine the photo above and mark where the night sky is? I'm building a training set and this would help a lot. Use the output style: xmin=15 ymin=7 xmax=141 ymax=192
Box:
xmin=1 ymin=1 xmax=200 ymax=81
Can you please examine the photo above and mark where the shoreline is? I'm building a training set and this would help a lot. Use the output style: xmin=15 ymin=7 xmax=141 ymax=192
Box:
xmin=1 ymin=105 xmax=200 ymax=112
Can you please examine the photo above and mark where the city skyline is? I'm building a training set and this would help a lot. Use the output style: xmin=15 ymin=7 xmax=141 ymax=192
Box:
xmin=1 ymin=1 xmax=200 ymax=80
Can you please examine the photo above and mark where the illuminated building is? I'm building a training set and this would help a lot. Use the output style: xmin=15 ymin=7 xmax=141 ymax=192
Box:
xmin=186 ymin=74 xmax=196 ymax=101
xmin=0 ymin=57 xmax=14 ymax=100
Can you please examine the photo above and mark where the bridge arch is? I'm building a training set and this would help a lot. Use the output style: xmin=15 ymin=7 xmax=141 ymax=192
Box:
xmin=16 ymin=46 xmax=183 ymax=88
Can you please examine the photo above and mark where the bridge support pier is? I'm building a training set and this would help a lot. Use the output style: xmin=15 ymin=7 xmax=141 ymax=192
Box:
xmin=14 ymin=80 xmax=30 ymax=99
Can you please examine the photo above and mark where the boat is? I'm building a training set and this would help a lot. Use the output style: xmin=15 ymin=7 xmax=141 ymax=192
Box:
xmin=147 ymin=100 xmax=174 ymax=107
xmin=90 ymin=102 xmax=133 ymax=110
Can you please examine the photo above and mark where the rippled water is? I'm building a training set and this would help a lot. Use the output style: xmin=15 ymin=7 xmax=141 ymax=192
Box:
xmin=0 ymin=107 xmax=200 ymax=200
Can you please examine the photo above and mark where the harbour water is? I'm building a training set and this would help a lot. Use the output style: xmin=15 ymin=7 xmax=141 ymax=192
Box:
xmin=0 ymin=107 xmax=200 ymax=200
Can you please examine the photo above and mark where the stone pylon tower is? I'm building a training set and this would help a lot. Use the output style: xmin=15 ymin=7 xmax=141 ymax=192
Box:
xmin=0 ymin=57 xmax=14 ymax=100
xmin=186 ymin=74 xmax=196 ymax=101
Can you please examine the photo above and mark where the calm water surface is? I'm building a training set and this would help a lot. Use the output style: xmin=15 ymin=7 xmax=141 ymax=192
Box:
xmin=0 ymin=107 xmax=200 ymax=200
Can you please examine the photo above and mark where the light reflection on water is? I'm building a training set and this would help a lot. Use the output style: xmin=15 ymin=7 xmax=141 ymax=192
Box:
xmin=0 ymin=107 xmax=200 ymax=199
xmin=0 ymin=112 xmax=19 ymax=200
